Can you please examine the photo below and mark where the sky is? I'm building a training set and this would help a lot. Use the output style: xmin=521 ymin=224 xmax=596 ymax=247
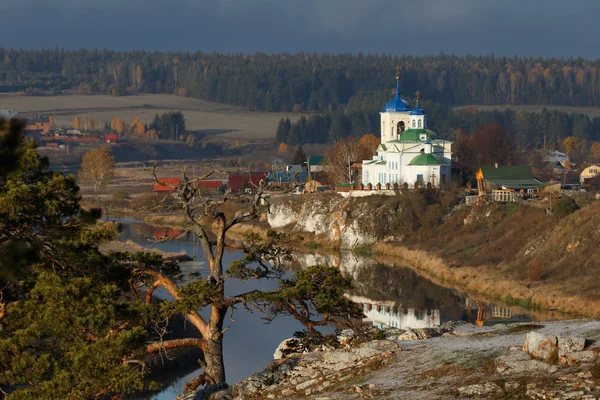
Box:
xmin=3 ymin=0 xmax=600 ymax=58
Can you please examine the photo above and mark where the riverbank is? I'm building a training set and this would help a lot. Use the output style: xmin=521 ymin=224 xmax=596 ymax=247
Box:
xmin=105 ymin=192 xmax=600 ymax=320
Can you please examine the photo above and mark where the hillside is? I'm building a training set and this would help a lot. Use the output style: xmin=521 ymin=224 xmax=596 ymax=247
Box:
xmin=266 ymin=192 xmax=600 ymax=317
xmin=3 ymin=49 xmax=600 ymax=110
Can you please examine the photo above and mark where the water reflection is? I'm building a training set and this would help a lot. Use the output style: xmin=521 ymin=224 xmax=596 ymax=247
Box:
xmin=115 ymin=221 xmax=554 ymax=399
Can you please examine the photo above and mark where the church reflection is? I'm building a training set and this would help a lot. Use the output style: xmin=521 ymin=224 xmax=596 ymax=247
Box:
xmin=345 ymin=262 xmax=531 ymax=329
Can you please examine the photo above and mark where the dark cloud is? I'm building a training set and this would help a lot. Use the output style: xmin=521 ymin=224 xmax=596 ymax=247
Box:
xmin=2 ymin=0 xmax=600 ymax=58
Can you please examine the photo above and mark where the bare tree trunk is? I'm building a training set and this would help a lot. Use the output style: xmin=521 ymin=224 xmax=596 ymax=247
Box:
xmin=204 ymin=306 xmax=227 ymax=385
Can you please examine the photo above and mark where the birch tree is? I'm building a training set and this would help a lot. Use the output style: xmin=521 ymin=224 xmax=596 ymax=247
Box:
xmin=79 ymin=147 xmax=115 ymax=193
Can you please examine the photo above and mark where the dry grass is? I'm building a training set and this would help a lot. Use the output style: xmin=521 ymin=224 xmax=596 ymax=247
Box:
xmin=99 ymin=240 xmax=191 ymax=261
xmin=1 ymin=93 xmax=305 ymax=140
xmin=373 ymin=200 xmax=600 ymax=318
xmin=144 ymin=215 xmax=188 ymax=227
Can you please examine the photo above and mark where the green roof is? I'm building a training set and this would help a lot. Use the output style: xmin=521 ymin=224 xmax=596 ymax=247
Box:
xmin=408 ymin=153 xmax=443 ymax=166
xmin=399 ymin=129 xmax=439 ymax=142
xmin=487 ymin=179 xmax=543 ymax=189
xmin=480 ymin=166 xmax=543 ymax=189
xmin=480 ymin=166 xmax=534 ymax=180
xmin=309 ymin=156 xmax=324 ymax=165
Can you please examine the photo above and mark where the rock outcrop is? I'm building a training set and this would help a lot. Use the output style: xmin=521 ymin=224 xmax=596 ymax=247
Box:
xmin=267 ymin=194 xmax=395 ymax=249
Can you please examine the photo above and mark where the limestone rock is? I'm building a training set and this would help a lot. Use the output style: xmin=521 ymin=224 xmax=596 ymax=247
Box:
xmin=337 ymin=329 xmax=356 ymax=348
xmin=394 ymin=326 xmax=450 ymax=341
xmin=457 ymin=382 xmax=502 ymax=397
xmin=495 ymin=351 xmax=558 ymax=375
xmin=558 ymin=336 xmax=586 ymax=353
xmin=273 ymin=338 xmax=305 ymax=360
xmin=558 ymin=350 xmax=598 ymax=366
xmin=523 ymin=331 xmax=558 ymax=361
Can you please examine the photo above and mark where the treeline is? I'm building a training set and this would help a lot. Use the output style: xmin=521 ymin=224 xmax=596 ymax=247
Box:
xmin=275 ymin=111 xmax=379 ymax=145
xmin=4 ymin=49 xmax=600 ymax=109
xmin=278 ymin=103 xmax=600 ymax=151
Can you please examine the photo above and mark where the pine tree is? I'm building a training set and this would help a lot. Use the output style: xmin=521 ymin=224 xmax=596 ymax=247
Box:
xmin=292 ymin=146 xmax=307 ymax=165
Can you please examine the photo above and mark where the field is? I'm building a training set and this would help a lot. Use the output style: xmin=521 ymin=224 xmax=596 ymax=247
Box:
xmin=460 ymin=104 xmax=600 ymax=118
xmin=0 ymin=93 xmax=304 ymax=140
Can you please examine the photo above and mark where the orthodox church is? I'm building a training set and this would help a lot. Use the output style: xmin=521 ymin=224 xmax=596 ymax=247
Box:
xmin=362 ymin=75 xmax=452 ymax=188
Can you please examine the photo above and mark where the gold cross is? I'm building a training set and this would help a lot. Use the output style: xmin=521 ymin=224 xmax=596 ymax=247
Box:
xmin=394 ymin=65 xmax=401 ymax=79
xmin=415 ymin=90 xmax=421 ymax=104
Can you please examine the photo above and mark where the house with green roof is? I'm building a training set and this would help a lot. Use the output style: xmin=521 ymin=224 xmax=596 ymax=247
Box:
xmin=476 ymin=165 xmax=543 ymax=195
xmin=361 ymin=75 xmax=452 ymax=188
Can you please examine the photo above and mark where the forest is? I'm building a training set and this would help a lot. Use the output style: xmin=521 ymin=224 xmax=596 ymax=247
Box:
xmin=277 ymin=102 xmax=600 ymax=151
xmin=3 ymin=49 xmax=600 ymax=111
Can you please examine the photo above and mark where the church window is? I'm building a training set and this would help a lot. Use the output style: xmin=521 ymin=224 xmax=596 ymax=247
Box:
xmin=416 ymin=174 xmax=424 ymax=185
xmin=397 ymin=121 xmax=405 ymax=133
xmin=412 ymin=120 xmax=416 ymax=128
xmin=418 ymin=119 xmax=422 ymax=128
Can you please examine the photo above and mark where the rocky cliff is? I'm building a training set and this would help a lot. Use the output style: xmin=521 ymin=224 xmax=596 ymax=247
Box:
xmin=267 ymin=193 xmax=402 ymax=249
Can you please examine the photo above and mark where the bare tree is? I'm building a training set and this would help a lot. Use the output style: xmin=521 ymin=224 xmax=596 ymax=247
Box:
xmin=324 ymin=137 xmax=362 ymax=185
xmin=128 ymin=165 xmax=362 ymax=394
xmin=79 ymin=147 xmax=115 ymax=193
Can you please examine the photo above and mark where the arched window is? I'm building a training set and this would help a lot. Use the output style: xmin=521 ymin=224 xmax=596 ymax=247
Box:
xmin=418 ymin=119 xmax=422 ymax=128
xmin=412 ymin=120 xmax=416 ymax=128
xmin=397 ymin=121 xmax=405 ymax=134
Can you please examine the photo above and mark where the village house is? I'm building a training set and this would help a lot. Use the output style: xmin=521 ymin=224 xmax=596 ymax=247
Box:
xmin=362 ymin=77 xmax=452 ymax=188
xmin=580 ymin=165 xmax=600 ymax=184
xmin=26 ymin=115 xmax=52 ymax=134
xmin=476 ymin=165 xmax=544 ymax=202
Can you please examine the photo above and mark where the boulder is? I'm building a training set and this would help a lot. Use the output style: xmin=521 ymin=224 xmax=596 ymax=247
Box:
xmin=495 ymin=351 xmax=558 ymax=375
xmin=337 ymin=329 xmax=356 ymax=348
xmin=558 ymin=336 xmax=586 ymax=353
xmin=556 ymin=336 xmax=598 ymax=366
xmin=559 ymin=350 xmax=598 ymax=366
xmin=273 ymin=338 xmax=305 ymax=360
xmin=523 ymin=332 xmax=558 ymax=361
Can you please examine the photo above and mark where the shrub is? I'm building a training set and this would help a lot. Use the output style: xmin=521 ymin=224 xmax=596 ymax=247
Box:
xmin=553 ymin=198 xmax=579 ymax=218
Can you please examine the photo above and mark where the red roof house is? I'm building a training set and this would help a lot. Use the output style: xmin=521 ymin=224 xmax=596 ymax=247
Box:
xmin=105 ymin=134 xmax=118 ymax=143
xmin=153 ymin=177 xmax=181 ymax=192
xmin=228 ymin=172 xmax=269 ymax=191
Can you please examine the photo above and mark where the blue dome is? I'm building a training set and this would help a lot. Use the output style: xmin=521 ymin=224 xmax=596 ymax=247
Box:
xmin=409 ymin=103 xmax=424 ymax=115
xmin=382 ymin=79 xmax=411 ymax=113
xmin=382 ymin=94 xmax=412 ymax=112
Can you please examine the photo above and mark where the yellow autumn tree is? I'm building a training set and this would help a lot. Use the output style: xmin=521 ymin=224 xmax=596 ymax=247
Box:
xmin=49 ymin=116 xmax=55 ymax=128
xmin=562 ymin=136 xmax=582 ymax=157
xmin=73 ymin=116 xmax=81 ymax=130
xmin=358 ymin=133 xmax=381 ymax=160
xmin=278 ymin=142 xmax=290 ymax=154
xmin=130 ymin=117 xmax=145 ymax=136
xmin=110 ymin=117 xmax=124 ymax=135
xmin=590 ymin=142 xmax=600 ymax=162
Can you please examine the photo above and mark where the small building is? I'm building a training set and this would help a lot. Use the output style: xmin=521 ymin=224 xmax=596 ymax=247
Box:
xmin=26 ymin=115 xmax=51 ymax=134
xmin=476 ymin=165 xmax=544 ymax=198
xmin=228 ymin=172 xmax=270 ymax=191
xmin=308 ymin=156 xmax=325 ymax=173
xmin=105 ymin=134 xmax=118 ymax=143
xmin=580 ymin=165 xmax=600 ymax=184
xmin=153 ymin=178 xmax=181 ymax=192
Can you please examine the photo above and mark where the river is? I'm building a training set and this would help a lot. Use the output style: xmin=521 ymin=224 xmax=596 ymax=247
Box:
xmin=116 ymin=220 xmax=562 ymax=399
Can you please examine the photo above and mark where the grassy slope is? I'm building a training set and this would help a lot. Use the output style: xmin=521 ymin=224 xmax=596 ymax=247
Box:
xmin=378 ymin=201 xmax=600 ymax=317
